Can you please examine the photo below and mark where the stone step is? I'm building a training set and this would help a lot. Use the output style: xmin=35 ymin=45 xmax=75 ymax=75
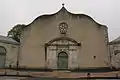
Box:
xmin=52 ymin=70 xmax=71 ymax=73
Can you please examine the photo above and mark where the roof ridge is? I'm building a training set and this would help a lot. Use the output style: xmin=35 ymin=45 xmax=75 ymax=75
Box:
xmin=111 ymin=36 xmax=120 ymax=43
xmin=0 ymin=35 xmax=19 ymax=45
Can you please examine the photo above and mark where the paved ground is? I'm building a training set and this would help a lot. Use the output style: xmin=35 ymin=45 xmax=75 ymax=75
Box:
xmin=0 ymin=76 xmax=27 ymax=80
xmin=0 ymin=69 xmax=120 ymax=79
xmin=0 ymin=76 xmax=119 ymax=80
xmin=0 ymin=77 xmax=119 ymax=80
xmin=13 ymin=77 xmax=120 ymax=80
xmin=0 ymin=77 xmax=117 ymax=80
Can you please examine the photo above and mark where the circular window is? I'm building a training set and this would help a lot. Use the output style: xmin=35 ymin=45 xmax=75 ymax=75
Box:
xmin=59 ymin=22 xmax=68 ymax=34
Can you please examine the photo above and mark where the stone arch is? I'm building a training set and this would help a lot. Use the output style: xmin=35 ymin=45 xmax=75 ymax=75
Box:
xmin=0 ymin=46 xmax=6 ymax=68
xmin=47 ymin=36 xmax=80 ymax=45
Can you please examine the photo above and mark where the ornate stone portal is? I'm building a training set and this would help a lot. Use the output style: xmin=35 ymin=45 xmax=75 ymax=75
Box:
xmin=44 ymin=22 xmax=81 ymax=69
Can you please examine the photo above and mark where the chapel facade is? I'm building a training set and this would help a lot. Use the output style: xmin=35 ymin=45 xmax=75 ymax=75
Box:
xmin=18 ymin=6 xmax=110 ymax=70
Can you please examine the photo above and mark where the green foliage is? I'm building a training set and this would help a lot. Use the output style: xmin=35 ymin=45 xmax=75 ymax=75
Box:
xmin=7 ymin=24 xmax=26 ymax=42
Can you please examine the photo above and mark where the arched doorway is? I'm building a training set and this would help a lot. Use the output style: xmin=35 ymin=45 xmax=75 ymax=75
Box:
xmin=57 ymin=52 xmax=68 ymax=69
xmin=0 ymin=46 xmax=6 ymax=68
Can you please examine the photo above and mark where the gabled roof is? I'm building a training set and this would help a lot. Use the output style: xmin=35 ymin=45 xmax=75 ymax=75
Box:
xmin=110 ymin=36 xmax=120 ymax=44
xmin=23 ymin=6 xmax=107 ymax=29
xmin=0 ymin=35 xmax=19 ymax=45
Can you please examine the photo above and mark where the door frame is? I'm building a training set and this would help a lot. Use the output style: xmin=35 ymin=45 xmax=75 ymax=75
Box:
xmin=57 ymin=51 xmax=68 ymax=70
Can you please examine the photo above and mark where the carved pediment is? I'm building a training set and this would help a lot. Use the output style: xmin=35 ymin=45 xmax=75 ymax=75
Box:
xmin=46 ymin=37 xmax=81 ymax=46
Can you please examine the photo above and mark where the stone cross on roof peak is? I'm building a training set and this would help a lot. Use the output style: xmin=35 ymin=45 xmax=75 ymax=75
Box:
xmin=62 ymin=3 xmax=65 ymax=7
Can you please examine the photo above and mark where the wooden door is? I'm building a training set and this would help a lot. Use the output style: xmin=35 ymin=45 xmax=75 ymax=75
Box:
xmin=57 ymin=52 xmax=68 ymax=69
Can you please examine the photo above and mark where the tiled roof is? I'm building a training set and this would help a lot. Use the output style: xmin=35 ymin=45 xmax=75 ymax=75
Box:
xmin=110 ymin=36 xmax=120 ymax=44
xmin=0 ymin=35 xmax=19 ymax=45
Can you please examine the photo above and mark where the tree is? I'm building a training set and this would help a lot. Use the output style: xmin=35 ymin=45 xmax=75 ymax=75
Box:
xmin=7 ymin=24 xmax=26 ymax=42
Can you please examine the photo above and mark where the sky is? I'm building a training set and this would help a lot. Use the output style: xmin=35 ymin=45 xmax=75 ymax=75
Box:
xmin=0 ymin=0 xmax=120 ymax=41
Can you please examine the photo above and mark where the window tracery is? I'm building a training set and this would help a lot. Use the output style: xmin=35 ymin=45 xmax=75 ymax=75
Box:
xmin=59 ymin=22 xmax=68 ymax=35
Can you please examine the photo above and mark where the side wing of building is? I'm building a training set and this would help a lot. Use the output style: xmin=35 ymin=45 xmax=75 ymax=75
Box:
xmin=0 ymin=35 xmax=19 ymax=68
xmin=109 ymin=36 xmax=120 ymax=68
